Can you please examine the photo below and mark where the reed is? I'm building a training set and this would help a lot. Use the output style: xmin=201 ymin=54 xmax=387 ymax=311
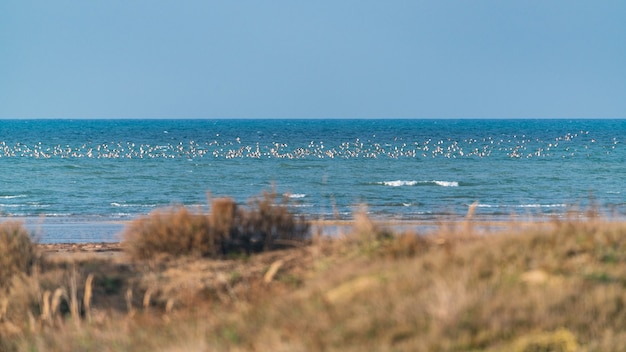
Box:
xmin=83 ymin=274 xmax=94 ymax=323
xmin=50 ymin=288 xmax=65 ymax=323
xmin=41 ymin=290 xmax=51 ymax=323
xmin=126 ymin=288 xmax=135 ymax=317
xmin=69 ymin=266 xmax=80 ymax=325
xmin=143 ymin=287 xmax=155 ymax=310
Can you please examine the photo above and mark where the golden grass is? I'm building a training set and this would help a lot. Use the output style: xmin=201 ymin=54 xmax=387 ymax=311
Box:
xmin=4 ymin=208 xmax=626 ymax=350
xmin=0 ymin=221 xmax=38 ymax=292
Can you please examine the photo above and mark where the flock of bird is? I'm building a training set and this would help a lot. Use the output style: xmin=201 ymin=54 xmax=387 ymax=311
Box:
xmin=0 ymin=131 xmax=618 ymax=160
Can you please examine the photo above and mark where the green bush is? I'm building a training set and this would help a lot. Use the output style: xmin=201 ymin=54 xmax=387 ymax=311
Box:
xmin=0 ymin=221 xmax=37 ymax=291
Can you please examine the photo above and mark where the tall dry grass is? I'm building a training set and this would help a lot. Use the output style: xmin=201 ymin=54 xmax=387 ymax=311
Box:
xmin=6 ymin=203 xmax=626 ymax=351
xmin=0 ymin=222 xmax=40 ymax=351
xmin=0 ymin=221 xmax=38 ymax=292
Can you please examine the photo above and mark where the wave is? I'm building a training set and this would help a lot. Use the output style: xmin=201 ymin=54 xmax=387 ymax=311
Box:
xmin=111 ymin=212 xmax=133 ymax=218
xmin=290 ymin=203 xmax=314 ymax=208
xmin=433 ymin=181 xmax=459 ymax=187
xmin=285 ymin=193 xmax=306 ymax=199
xmin=518 ymin=203 xmax=567 ymax=208
xmin=27 ymin=203 xmax=51 ymax=208
xmin=382 ymin=180 xmax=418 ymax=187
xmin=0 ymin=195 xmax=27 ymax=199
xmin=380 ymin=180 xmax=459 ymax=187
xmin=110 ymin=202 xmax=158 ymax=208
xmin=473 ymin=203 xmax=567 ymax=209
xmin=33 ymin=213 xmax=73 ymax=217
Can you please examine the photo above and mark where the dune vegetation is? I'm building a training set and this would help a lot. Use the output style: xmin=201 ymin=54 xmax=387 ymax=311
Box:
xmin=2 ymin=192 xmax=626 ymax=351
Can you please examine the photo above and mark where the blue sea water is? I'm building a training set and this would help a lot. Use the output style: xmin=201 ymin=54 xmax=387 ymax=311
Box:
xmin=1 ymin=119 xmax=625 ymax=243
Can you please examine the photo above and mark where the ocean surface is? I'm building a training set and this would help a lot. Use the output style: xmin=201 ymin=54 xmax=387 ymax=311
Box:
xmin=1 ymin=119 xmax=625 ymax=243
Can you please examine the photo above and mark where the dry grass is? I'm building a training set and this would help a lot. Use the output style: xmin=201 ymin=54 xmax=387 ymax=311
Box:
xmin=5 ymin=206 xmax=626 ymax=351
xmin=0 ymin=221 xmax=38 ymax=292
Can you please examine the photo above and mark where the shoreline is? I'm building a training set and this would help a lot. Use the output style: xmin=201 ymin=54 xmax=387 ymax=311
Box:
xmin=17 ymin=211 xmax=626 ymax=246
xmin=34 ymin=217 xmax=574 ymax=247
xmin=4 ymin=205 xmax=620 ymax=237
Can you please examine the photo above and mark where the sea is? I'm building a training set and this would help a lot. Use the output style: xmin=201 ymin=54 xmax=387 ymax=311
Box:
xmin=1 ymin=119 xmax=625 ymax=243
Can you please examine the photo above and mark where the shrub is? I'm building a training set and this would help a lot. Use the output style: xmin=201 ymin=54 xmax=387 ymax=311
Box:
xmin=210 ymin=198 xmax=238 ymax=241
xmin=0 ymin=221 xmax=37 ymax=291
xmin=122 ymin=207 xmax=213 ymax=260
xmin=237 ymin=191 xmax=310 ymax=252
xmin=122 ymin=191 xmax=310 ymax=260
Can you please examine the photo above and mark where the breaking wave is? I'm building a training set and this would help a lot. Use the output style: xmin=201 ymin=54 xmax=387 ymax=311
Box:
xmin=380 ymin=180 xmax=459 ymax=187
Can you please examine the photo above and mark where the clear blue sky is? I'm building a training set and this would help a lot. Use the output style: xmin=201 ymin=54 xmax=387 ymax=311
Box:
xmin=1 ymin=1 xmax=625 ymax=119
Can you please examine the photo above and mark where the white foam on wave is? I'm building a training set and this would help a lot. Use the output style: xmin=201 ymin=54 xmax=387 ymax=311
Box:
xmin=474 ymin=203 xmax=494 ymax=208
xmin=286 ymin=193 xmax=306 ymax=199
xmin=380 ymin=180 xmax=458 ymax=187
xmin=291 ymin=203 xmax=314 ymax=208
xmin=473 ymin=203 xmax=566 ymax=209
xmin=42 ymin=213 xmax=72 ymax=217
xmin=111 ymin=202 xmax=158 ymax=208
xmin=111 ymin=212 xmax=133 ymax=218
xmin=433 ymin=180 xmax=459 ymax=187
xmin=518 ymin=203 xmax=566 ymax=208
xmin=0 ymin=195 xmax=26 ymax=199
xmin=27 ymin=203 xmax=50 ymax=208
xmin=382 ymin=180 xmax=418 ymax=187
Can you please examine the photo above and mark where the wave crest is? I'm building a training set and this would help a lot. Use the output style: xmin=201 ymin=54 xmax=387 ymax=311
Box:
xmin=382 ymin=180 xmax=418 ymax=187
xmin=433 ymin=181 xmax=459 ymax=187
xmin=380 ymin=180 xmax=459 ymax=187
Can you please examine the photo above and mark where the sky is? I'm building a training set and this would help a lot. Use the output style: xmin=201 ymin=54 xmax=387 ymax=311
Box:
xmin=1 ymin=1 xmax=625 ymax=119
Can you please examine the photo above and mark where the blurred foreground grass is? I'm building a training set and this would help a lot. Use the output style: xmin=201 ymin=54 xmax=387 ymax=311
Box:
xmin=2 ymin=199 xmax=626 ymax=351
